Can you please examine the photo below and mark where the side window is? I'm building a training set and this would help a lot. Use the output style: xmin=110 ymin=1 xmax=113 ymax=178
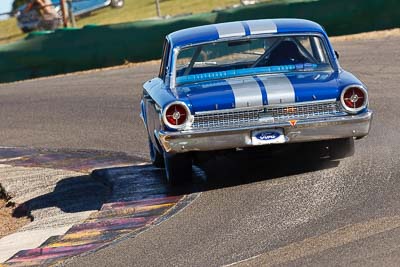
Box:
xmin=297 ymin=36 xmax=329 ymax=64
xmin=159 ymin=39 xmax=171 ymax=80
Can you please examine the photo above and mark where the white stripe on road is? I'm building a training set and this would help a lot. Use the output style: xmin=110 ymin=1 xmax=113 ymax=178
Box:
xmin=0 ymin=226 xmax=72 ymax=263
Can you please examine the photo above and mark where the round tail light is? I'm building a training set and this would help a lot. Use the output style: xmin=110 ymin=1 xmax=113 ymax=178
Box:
xmin=163 ymin=102 xmax=192 ymax=129
xmin=340 ymin=85 xmax=368 ymax=114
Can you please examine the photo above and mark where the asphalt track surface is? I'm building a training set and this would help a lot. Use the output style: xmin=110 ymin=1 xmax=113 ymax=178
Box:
xmin=0 ymin=35 xmax=399 ymax=266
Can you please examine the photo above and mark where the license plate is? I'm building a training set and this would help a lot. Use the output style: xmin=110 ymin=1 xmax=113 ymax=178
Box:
xmin=252 ymin=129 xmax=286 ymax=145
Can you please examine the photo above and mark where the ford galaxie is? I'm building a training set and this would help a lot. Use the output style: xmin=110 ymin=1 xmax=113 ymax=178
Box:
xmin=140 ymin=19 xmax=373 ymax=184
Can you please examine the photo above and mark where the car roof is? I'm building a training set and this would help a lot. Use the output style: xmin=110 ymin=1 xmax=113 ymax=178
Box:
xmin=168 ymin=18 xmax=326 ymax=47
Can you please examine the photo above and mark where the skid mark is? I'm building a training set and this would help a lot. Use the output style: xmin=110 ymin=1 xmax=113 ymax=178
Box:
xmin=229 ymin=216 xmax=400 ymax=267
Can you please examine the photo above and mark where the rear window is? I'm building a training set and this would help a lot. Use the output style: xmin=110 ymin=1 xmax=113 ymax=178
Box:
xmin=175 ymin=35 xmax=332 ymax=85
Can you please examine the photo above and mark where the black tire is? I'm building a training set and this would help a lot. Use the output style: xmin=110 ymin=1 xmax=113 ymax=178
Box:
xmin=302 ymin=141 xmax=329 ymax=160
xmin=329 ymin=138 xmax=355 ymax=160
xmin=110 ymin=0 xmax=124 ymax=8
xmin=164 ymin=152 xmax=192 ymax=185
xmin=148 ymin=137 xmax=164 ymax=168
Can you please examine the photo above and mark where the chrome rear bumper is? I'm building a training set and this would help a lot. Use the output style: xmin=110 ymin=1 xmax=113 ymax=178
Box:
xmin=157 ymin=110 xmax=373 ymax=153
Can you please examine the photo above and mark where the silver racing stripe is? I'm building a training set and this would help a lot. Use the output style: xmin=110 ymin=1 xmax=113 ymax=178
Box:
xmin=246 ymin=20 xmax=277 ymax=35
xmin=226 ymin=79 xmax=263 ymax=108
xmin=259 ymin=75 xmax=295 ymax=104
xmin=215 ymin=22 xmax=246 ymax=38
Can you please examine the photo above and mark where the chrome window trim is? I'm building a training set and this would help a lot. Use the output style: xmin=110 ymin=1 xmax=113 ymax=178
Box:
xmin=169 ymin=32 xmax=336 ymax=89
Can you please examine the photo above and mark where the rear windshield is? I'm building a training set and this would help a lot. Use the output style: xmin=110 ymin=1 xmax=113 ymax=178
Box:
xmin=175 ymin=35 xmax=333 ymax=85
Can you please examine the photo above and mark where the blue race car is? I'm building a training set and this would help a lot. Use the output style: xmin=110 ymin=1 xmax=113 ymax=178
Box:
xmin=140 ymin=19 xmax=373 ymax=184
xmin=17 ymin=0 xmax=124 ymax=32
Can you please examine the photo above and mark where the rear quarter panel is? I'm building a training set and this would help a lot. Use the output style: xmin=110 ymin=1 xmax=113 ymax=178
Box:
xmin=337 ymin=70 xmax=366 ymax=91
xmin=142 ymin=77 xmax=180 ymax=145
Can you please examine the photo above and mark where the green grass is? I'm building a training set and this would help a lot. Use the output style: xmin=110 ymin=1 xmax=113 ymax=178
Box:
xmin=0 ymin=0 xmax=270 ymax=45
xmin=0 ymin=17 xmax=25 ymax=45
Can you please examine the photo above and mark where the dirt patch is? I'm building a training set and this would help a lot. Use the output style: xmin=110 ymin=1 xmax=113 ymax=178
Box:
xmin=0 ymin=195 xmax=30 ymax=239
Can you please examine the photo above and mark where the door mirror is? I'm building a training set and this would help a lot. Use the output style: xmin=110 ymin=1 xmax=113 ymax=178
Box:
xmin=335 ymin=50 xmax=340 ymax=60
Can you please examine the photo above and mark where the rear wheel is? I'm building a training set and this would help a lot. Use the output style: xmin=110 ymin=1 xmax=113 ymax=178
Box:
xmin=164 ymin=152 xmax=192 ymax=185
xmin=329 ymin=138 xmax=355 ymax=160
xmin=148 ymin=137 xmax=164 ymax=168
xmin=111 ymin=0 xmax=124 ymax=8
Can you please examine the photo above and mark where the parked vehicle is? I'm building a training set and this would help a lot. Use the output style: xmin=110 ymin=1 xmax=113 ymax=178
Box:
xmin=140 ymin=19 xmax=373 ymax=184
xmin=16 ymin=0 xmax=124 ymax=32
